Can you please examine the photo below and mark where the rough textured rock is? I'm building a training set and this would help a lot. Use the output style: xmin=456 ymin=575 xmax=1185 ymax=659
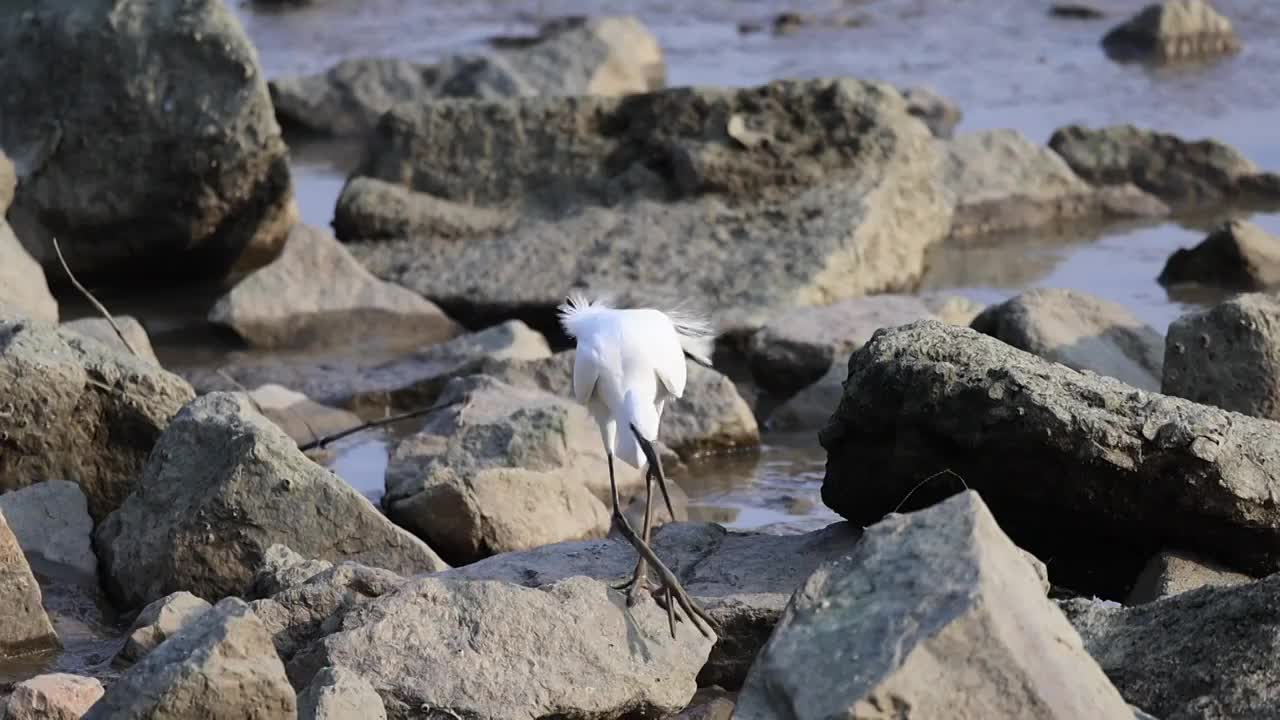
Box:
xmin=210 ymin=223 xmax=460 ymax=350
xmin=0 ymin=314 xmax=195 ymax=520
xmin=901 ymin=86 xmax=961 ymax=139
xmin=339 ymin=78 xmax=953 ymax=331
xmin=0 ymin=481 xmax=96 ymax=582
xmin=1049 ymin=124 xmax=1279 ymax=208
xmin=60 ymin=316 xmax=159 ymax=365
xmin=5 ymin=674 xmax=104 ymax=720
xmin=0 ymin=0 xmax=295 ymax=281
xmin=443 ymin=520 xmax=863 ymax=689
xmin=85 ymin=598 xmax=295 ymax=720
xmin=118 ymin=591 xmax=213 ymax=664
xmin=671 ymin=688 xmax=737 ymax=720
xmin=0 ymin=210 xmax=57 ymax=323
xmin=970 ymin=288 xmax=1164 ymax=391
xmin=250 ymin=544 xmax=336 ymax=600
xmin=820 ymin=320 xmax=1280 ymax=596
xmin=297 ymin=666 xmax=387 ymax=720
xmin=1163 ymin=293 xmax=1280 ymax=420
xmin=235 ymin=384 xmax=363 ymax=447
xmin=1102 ymin=0 xmax=1241 ymax=62
xmin=94 ymin=392 xmax=447 ymax=611
xmin=1158 ymin=220 xmax=1280 ymax=290
xmin=943 ymin=129 xmax=1167 ymax=239
xmin=0 ymin=510 xmax=58 ymax=658
xmin=288 ymin=576 xmax=714 ymax=719
xmin=736 ymin=491 xmax=1132 ymax=720
xmin=1062 ymin=574 xmax=1280 ymax=719
xmin=1126 ymin=549 xmax=1252 ymax=604
xmin=271 ymin=16 xmax=664 ymax=136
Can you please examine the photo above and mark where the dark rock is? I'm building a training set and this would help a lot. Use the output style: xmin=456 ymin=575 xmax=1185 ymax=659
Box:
xmin=1162 ymin=293 xmax=1280 ymax=419
xmin=1158 ymin=220 xmax=1280 ymax=290
xmin=1126 ymin=548 xmax=1252 ymax=604
xmin=1102 ymin=0 xmax=1241 ymax=63
xmin=1051 ymin=4 xmax=1106 ymax=19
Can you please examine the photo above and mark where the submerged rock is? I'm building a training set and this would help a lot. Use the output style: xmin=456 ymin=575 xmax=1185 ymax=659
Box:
xmin=0 ymin=481 xmax=97 ymax=583
xmin=1126 ymin=548 xmax=1252 ymax=604
xmin=1102 ymin=0 xmax=1241 ymax=62
xmin=1162 ymin=293 xmax=1280 ymax=420
xmin=1158 ymin=220 xmax=1280 ymax=290
xmin=0 ymin=509 xmax=59 ymax=658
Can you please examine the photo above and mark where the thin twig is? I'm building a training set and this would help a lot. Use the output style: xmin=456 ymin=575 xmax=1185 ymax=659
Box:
xmin=891 ymin=468 xmax=970 ymax=514
xmin=297 ymin=398 xmax=464 ymax=452
xmin=51 ymin=236 xmax=141 ymax=358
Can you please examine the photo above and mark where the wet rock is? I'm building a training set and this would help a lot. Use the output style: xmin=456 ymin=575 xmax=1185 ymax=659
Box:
xmin=970 ymin=288 xmax=1164 ymax=391
xmin=340 ymin=78 xmax=952 ymax=331
xmin=1051 ymin=3 xmax=1106 ymax=19
xmin=0 ymin=481 xmax=96 ymax=583
xmin=0 ymin=0 xmax=295 ymax=282
xmin=288 ymin=575 xmax=714 ymax=719
xmin=118 ymin=591 xmax=213 ymax=664
xmin=5 ymin=673 xmax=104 ymax=720
xmin=902 ymin=86 xmax=962 ymax=139
xmin=236 ymin=384 xmax=362 ymax=447
xmin=0 ymin=314 xmax=195 ymax=520
xmin=1157 ymin=220 xmax=1280 ymax=290
xmin=60 ymin=316 xmax=158 ymax=365
xmin=85 ymin=598 xmax=295 ymax=720
xmin=250 ymin=544 xmax=336 ymax=599
xmin=820 ymin=320 xmax=1280 ymax=596
xmin=1126 ymin=548 xmax=1252 ymax=604
xmin=210 ymin=223 xmax=460 ymax=350
xmin=0 ymin=510 xmax=58 ymax=658
xmin=271 ymin=16 xmax=663 ymax=136
xmin=94 ymin=392 xmax=447 ymax=611
xmin=0 ymin=167 xmax=57 ymax=322
xmin=736 ymin=492 xmax=1131 ymax=719
xmin=1049 ymin=124 xmax=1279 ymax=208
xmin=1102 ymin=0 xmax=1241 ymax=62
xmin=1162 ymin=293 xmax=1280 ymax=419
xmin=297 ymin=666 xmax=387 ymax=720
xmin=1061 ymin=574 xmax=1280 ymax=719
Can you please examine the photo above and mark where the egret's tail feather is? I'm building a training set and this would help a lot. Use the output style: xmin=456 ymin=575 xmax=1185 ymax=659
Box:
xmin=661 ymin=304 xmax=716 ymax=368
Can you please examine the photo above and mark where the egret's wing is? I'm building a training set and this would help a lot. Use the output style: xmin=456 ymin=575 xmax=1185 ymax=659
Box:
xmin=572 ymin=346 xmax=601 ymax=405
xmin=648 ymin=321 xmax=689 ymax=399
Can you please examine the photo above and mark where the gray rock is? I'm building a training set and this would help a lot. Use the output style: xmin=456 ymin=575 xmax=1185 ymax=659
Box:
xmin=85 ymin=598 xmax=296 ymax=720
xmin=251 ymin=544 xmax=336 ymax=599
xmin=671 ymin=687 xmax=736 ymax=720
xmin=118 ymin=591 xmax=213 ymax=664
xmin=339 ymin=78 xmax=953 ymax=331
xmin=1158 ymin=220 xmax=1280 ymax=290
xmin=94 ymin=392 xmax=447 ymax=611
xmin=0 ymin=509 xmax=59 ymax=658
xmin=5 ymin=673 xmax=104 ymax=720
xmin=819 ymin=320 xmax=1280 ymax=596
xmin=298 ymin=666 xmax=387 ymax=720
xmin=0 ymin=207 xmax=57 ymax=323
xmin=210 ymin=223 xmax=461 ymax=350
xmin=764 ymin=362 xmax=848 ymax=432
xmin=736 ymin=491 xmax=1132 ymax=720
xmin=60 ymin=316 xmax=159 ymax=365
xmin=1163 ymin=293 xmax=1280 ymax=420
xmin=271 ymin=16 xmax=664 ymax=136
xmin=0 ymin=481 xmax=96 ymax=582
xmin=1102 ymin=0 xmax=1241 ymax=62
xmin=289 ymin=575 xmax=714 ymax=719
xmin=970 ymin=288 xmax=1165 ymax=391
xmin=0 ymin=314 xmax=195 ymax=520
xmin=901 ymin=86 xmax=961 ymax=139
xmin=0 ymin=0 xmax=295 ymax=281
xmin=236 ymin=384 xmax=363 ymax=447
xmin=1126 ymin=549 xmax=1252 ymax=604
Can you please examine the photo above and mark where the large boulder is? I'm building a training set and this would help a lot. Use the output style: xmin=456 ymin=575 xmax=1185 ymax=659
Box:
xmin=338 ymin=78 xmax=953 ymax=331
xmin=61 ymin=316 xmax=159 ymax=365
xmin=1157 ymin=220 xmax=1280 ymax=290
xmin=0 ymin=481 xmax=96 ymax=583
xmin=820 ymin=320 xmax=1280 ymax=596
xmin=0 ymin=154 xmax=57 ymax=321
xmin=271 ymin=16 xmax=665 ymax=136
xmin=1162 ymin=293 xmax=1280 ymax=419
xmin=970 ymin=288 xmax=1164 ymax=391
xmin=94 ymin=392 xmax=447 ymax=611
xmin=0 ymin=0 xmax=295 ymax=281
xmin=0 ymin=509 xmax=59 ymax=658
xmin=736 ymin=491 xmax=1132 ymax=719
xmin=1102 ymin=0 xmax=1241 ymax=62
xmin=0 ymin=314 xmax=195 ymax=520
xmin=209 ymin=223 xmax=461 ymax=350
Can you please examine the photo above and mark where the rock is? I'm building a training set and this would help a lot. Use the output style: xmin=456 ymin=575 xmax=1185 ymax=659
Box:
xmin=736 ymin=491 xmax=1132 ymax=720
xmin=271 ymin=16 xmax=664 ymax=136
xmin=297 ymin=666 xmax=386 ymax=720
xmin=1102 ymin=0 xmax=1241 ymax=62
xmin=763 ymin=362 xmax=848 ymax=432
xmin=94 ymin=392 xmax=447 ymax=611
xmin=1157 ymin=220 xmax=1280 ymax=290
xmin=288 ymin=576 xmax=714 ymax=719
xmin=0 ymin=314 xmax=195 ymax=520
xmin=1051 ymin=3 xmax=1106 ymax=19
xmin=901 ymin=86 xmax=962 ymax=139
xmin=0 ymin=481 xmax=96 ymax=582
xmin=1162 ymin=293 xmax=1280 ymax=420
xmin=1062 ymin=574 xmax=1280 ymax=719
xmin=0 ymin=164 xmax=57 ymax=321
xmin=819 ymin=320 xmax=1280 ymax=596
xmin=209 ymin=223 xmax=460 ymax=350
xmin=60 ymin=316 xmax=159 ymax=365
xmin=84 ymin=598 xmax=295 ymax=720
xmin=237 ymin=384 xmax=362 ymax=446
xmin=339 ymin=78 xmax=953 ymax=331
xmin=671 ymin=687 xmax=736 ymax=720
xmin=250 ymin=544 xmax=336 ymax=599
xmin=942 ymin=129 xmax=1168 ymax=239
xmin=0 ymin=509 xmax=59 ymax=658
xmin=117 ymin=591 xmax=213 ymax=664
xmin=5 ymin=674 xmax=104 ymax=720
xmin=970 ymin=288 xmax=1165 ymax=391
xmin=443 ymin=520 xmax=863 ymax=689
xmin=1049 ymin=124 xmax=1279 ymax=208
xmin=0 ymin=0 xmax=295 ymax=282
xmin=1126 ymin=548 xmax=1252 ymax=604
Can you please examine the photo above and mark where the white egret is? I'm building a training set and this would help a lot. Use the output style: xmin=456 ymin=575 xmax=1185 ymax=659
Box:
xmin=557 ymin=291 xmax=717 ymax=639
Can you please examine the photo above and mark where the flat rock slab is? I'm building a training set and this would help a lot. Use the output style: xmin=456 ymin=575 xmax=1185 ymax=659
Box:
xmin=1158 ymin=220 xmax=1280 ymax=291
xmin=0 ymin=481 xmax=96 ymax=583
xmin=0 ymin=509 xmax=59 ymax=658
xmin=1163 ymin=292 xmax=1280 ymax=420
xmin=820 ymin=320 xmax=1280 ymax=596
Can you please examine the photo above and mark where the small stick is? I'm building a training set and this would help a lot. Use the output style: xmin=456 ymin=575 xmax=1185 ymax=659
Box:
xmin=51 ymin=236 xmax=141 ymax=358
xmin=891 ymin=468 xmax=970 ymax=514
xmin=296 ymin=398 xmax=464 ymax=452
